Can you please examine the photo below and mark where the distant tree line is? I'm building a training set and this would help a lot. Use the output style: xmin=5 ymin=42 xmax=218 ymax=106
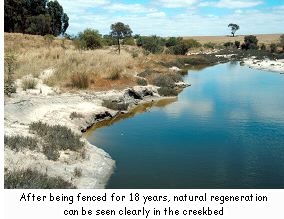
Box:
xmin=4 ymin=0 xmax=69 ymax=36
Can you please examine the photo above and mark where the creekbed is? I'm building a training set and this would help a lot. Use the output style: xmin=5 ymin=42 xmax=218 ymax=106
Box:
xmin=86 ymin=62 xmax=284 ymax=189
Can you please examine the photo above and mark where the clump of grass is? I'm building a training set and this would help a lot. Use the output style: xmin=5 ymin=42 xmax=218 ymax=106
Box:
xmin=157 ymin=87 xmax=178 ymax=96
xmin=29 ymin=122 xmax=84 ymax=160
xmin=4 ymin=135 xmax=38 ymax=152
xmin=22 ymin=78 xmax=37 ymax=90
xmin=4 ymin=51 xmax=17 ymax=96
xmin=43 ymin=76 xmax=56 ymax=87
xmin=70 ymin=112 xmax=84 ymax=119
xmin=73 ymin=167 xmax=82 ymax=178
xmin=136 ymin=78 xmax=148 ymax=86
xmin=106 ymin=71 xmax=120 ymax=80
xmin=137 ymin=69 xmax=160 ymax=78
xmin=5 ymin=168 xmax=76 ymax=189
xmin=70 ymin=72 xmax=89 ymax=89
xmin=102 ymin=100 xmax=129 ymax=111
xmin=152 ymin=73 xmax=182 ymax=88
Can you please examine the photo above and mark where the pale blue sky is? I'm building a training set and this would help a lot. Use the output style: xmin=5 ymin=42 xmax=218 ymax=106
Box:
xmin=57 ymin=0 xmax=284 ymax=36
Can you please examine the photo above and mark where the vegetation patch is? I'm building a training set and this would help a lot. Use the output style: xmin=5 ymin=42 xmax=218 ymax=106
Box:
xmin=70 ymin=72 xmax=89 ymax=89
xmin=152 ymin=73 xmax=182 ymax=88
xmin=22 ymin=78 xmax=38 ymax=90
xmin=136 ymin=78 xmax=148 ymax=86
xmin=102 ymin=100 xmax=129 ymax=111
xmin=158 ymin=87 xmax=178 ymax=96
xmin=5 ymin=168 xmax=75 ymax=189
xmin=4 ymin=135 xmax=38 ymax=152
xmin=29 ymin=122 xmax=84 ymax=161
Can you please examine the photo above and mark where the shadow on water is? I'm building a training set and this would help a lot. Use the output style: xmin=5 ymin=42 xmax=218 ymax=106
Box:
xmin=85 ymin=97 xmax=178 ymax=137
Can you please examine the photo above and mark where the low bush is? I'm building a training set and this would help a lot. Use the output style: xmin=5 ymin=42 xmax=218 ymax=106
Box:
xmin=5 ymin=168 xmax=75 ymax=189
xmin=224 ymin=42 xmax=234 ymax=48
xmin=73 ymin=167 xmax=82 ymax=178
xmin=203 ymin=42 xmax=216 ymax=49
xmin=4 ymin=135 xmax=38 ymax=152
xmin=242 ymin=35 xmax=258 ymax=50
xmin=70 ymin=112 xmax=84 ymax=119
xmin=102 ymin=100 xmax=129 ymax=111
xmin=270 ymin=43 xmax=277 ymax=53
xmin=260 ymin=44 xmax=266 ymax=51
xmin=137 ymin=69 xmax=159 ymax=78
xmin=152 ymin=73 xmax=182 ymax=88
xmin=235 ymin=41 xmax=240 ymax=49
xmin=78 ymin=28 xmax=103 ymax=50
xmin=158 ymin=87 xmax=178 ymax=96
xmin=136 ymin=78 xmax=148 ymax=86
xmin=22 ymin=78 xmax=37 ymax=90
xmin=70 ymin=72 xmax=89 ymax=89
xmin=29 ymin=122 xmax=84 ymax=160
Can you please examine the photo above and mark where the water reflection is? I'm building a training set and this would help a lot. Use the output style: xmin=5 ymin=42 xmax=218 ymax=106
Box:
xmin=86 ymin=63 xmax=284 ymax=188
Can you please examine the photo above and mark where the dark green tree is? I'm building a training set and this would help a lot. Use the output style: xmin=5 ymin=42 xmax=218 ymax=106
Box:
xmin=78 ymin=29 xmax=103 ymax=50
xmin=228 ymin=23 xmax=240 ymax=37
xmin=110 ymin=22 xmax=132 ymax=54
xmin=4 ymin=0 xmax=69 ymax=36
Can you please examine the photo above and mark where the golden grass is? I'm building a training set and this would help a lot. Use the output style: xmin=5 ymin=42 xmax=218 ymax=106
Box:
xmin=4 ymin=33 xmax=150 ymax=90
xmin=183 ymin=34 xmax=282 ymax=46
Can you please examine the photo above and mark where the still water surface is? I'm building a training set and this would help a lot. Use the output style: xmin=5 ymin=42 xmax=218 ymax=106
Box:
xmin=86 ymin=63 xmax=284 ymax=188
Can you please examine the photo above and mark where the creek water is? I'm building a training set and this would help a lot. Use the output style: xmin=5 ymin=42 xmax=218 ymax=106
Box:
xmin=86 ymin=62 xmax=284 ymax=188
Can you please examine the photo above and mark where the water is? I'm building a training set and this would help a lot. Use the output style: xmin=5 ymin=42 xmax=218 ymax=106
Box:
xmin=86 ymin=63 xmax=284 ymax=188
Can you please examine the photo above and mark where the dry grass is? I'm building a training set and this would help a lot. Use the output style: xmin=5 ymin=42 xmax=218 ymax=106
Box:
xmin=4 ymin=33 xmax=149 ymax=91
xmin=183 ymin=34 xmax=282 ymax=46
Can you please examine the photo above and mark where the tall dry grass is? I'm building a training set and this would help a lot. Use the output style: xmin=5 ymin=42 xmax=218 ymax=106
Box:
xmin=4 ymin=33 xmax=149 ymax=90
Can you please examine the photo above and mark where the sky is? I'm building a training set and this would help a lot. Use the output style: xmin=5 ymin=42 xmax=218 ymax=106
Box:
xmin=57 ymin=0 xmax=284 ymax=36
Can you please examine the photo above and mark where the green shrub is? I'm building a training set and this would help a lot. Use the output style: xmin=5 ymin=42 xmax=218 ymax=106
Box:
xmin=131 ymin=51 xmax=139 ymax=58
xmin=29 ymin=122 xmax=84 ymax=160
xmin=165 ymin=37 xmax=183 ymax=47
xmin=260 ymin=44 xmax=266 ymax=50
xmin=123 ymin=37 xmax=135 ymax=45
xmin=234 ymin=41 xmax=240 ymax=49
xmin=4 ymin=135 xmax=38 ymax=152
xmin=4 ymin=51 xmax=17 ymax=96
xmin=242 ymin=35 xmax=258 ymax=50
xmin=136 ymin=78 xmax=148 ymax=86
xmin=78 ymin=28 xmax=103 ymax=50
xmin=224 ymin=42 xmax=234 ymax=48
xmin=204 ymin=42 xmax=216 ymax=49
xmin=158 ymin=87 xmax=178 ymax=96
xmin=140 ymin=36 xmax=164 ymax=54
xmin=102 ymin=100 xmax=129 ymax=111
xmin=152 ymin=74 xmax=181 ymax=88
xmin=22 ymin=78 xmax=38 ymax=90
xmin=270 ymin=43 xmax=277 ymax=53
xmin=70 ymin=72 xmax=89 ymax=89
xmin=5 ymin=169 xmax=75 ymax=189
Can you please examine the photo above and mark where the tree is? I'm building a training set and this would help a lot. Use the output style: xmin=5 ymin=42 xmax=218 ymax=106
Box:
xmin=78 ymin=29 xmax=103 ymax=50
xmin=270 ymin=44 xmax=277 ymax=53
xmin=4 ymin=0 xmax=69 ymax=36
xmin=110 ymin=22 xmax=132 ymax=54
xmin=228 ymin=23 xmax=239 ymax=37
